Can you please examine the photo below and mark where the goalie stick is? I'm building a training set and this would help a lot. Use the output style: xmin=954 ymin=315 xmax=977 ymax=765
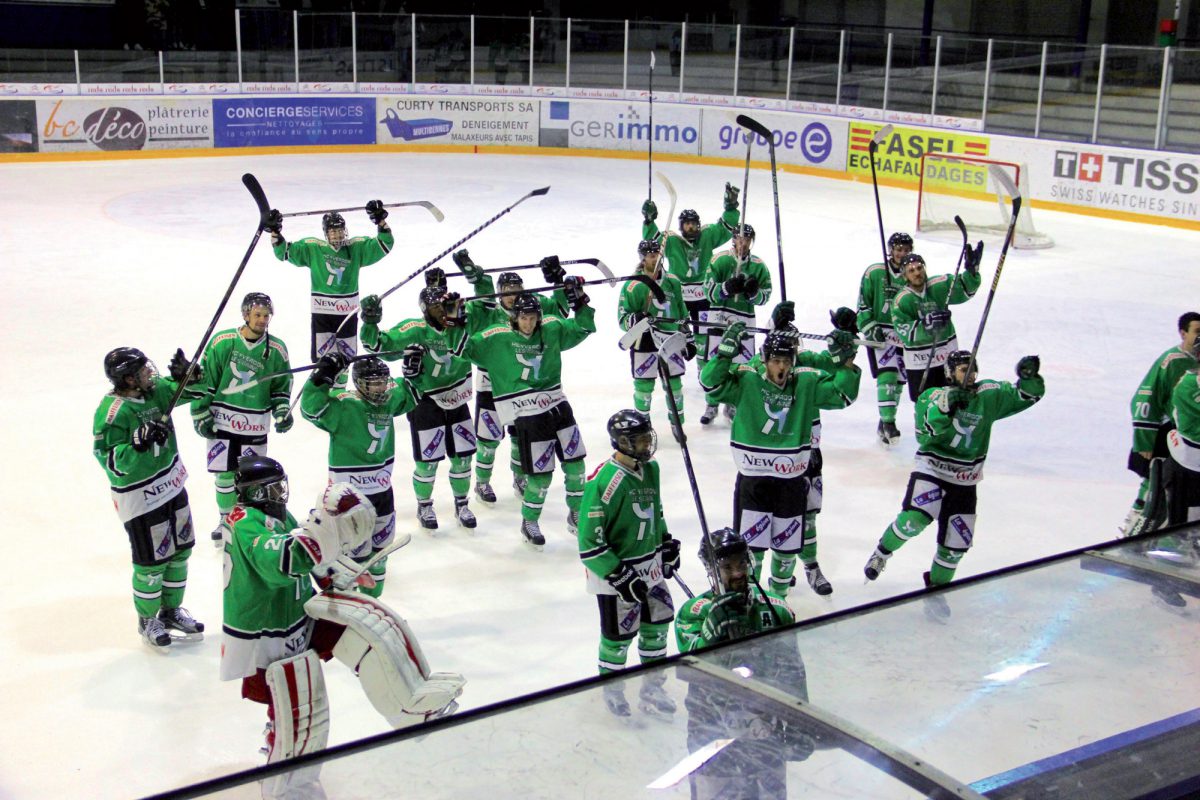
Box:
xmin=867 ymin=125 xmax=896 ymax=270
xmin=162 ymin=173 xmax=271 ymax=419
xmin=916 ymin=214 xmax=969 ymax=397
xmin=736 ymin=114 xmax=787 ymax=302
xmin=685 ymin=319 xmax=883 ymax=349
xmin=223 ymin=350 xmax=406 ymax=395
xmin=472 ymin=273 xmax=667 ymax=304
xmin=445 ymin=257 xmax=615 ymax=286
xmin=965 ymin=166 xmax=1022 ymax=379
xmin=323 ymin=532 xmax=413 ymax=592
xmin=281 ymin=200 xmax=445 ymax=223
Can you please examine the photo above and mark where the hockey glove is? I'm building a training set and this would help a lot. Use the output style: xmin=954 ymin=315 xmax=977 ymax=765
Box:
xmin=936 ymin=387 xmax=972 ymax=415
xmin=684 ymin=333 xmax=698 ymax=362
xmin=830 ymin=306 xmax=859 ymax=334
xmin=701 ymin=591 xmax=747 ymax=643
xmin=660 ymin=537 xmax=681 ymax=579
xmin=132 ymin=419 xmax=169 ymax=452
xmin=359 ymin=294 xmax=383 ymax=325
xmin=452 ymin=249 xmax=486 ymax=284
xmin=443 ymin=292 xmax=466 ymax=327
xmin=826 ymin=329 xmax=857 ymax=364
xmin=401 ymin=344 xmax=425 ymax=379
xmin=262 ymin=208 xmax=283 ymax=234
xmin=921 ymin=309 xmax=952 ymax=330
xmin=311 ymin=352 xmax=349 ymax=386
xmin=167 ymin=347 xmax=202 ymax=384
xmin=297 ymin=483 xmax=377 ymax=574
xmin=964 ymin=240 xmax=985 ymax=276
xmin=1016 ymin=354 xmax=1041 ymax=381
xmin=723 ymin=182 xmax=740 ymax=211
xmin=540 ymin=255 xmax=566 ymax=284
xmin=607 ymin=563 xmax=649 ymax=605
xmin=722 ymin=273 xmax=748 ymax=298
xmin=641 ymin=198 xmax=658 ymax=224
xmin=771 ymin=301 xmax=795 ymax=329
xmin=741 ymin=275 xmax=760 ymax=299
xmin=192 ymin=408 xmax=216 ymax=439
xmin=365 ymin=199 xmax=388 ymax=225
xmin=716 ymin=321 xmax=747 ymax=360
xmin=273 ymin=407 xmax=294 ymax=434
xmin=563 ymin=276 xmax=590 ymax=311
xmin=425 ymin=266 xmax=447 ymax=289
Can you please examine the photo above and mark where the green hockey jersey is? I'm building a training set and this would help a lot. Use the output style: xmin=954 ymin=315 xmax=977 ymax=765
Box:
xmin=1132 ymin=345 xmax=1198 ymax=453
xmin=643 ymin=208 xmax=739 ymax=303
xmin=219 ymin=504 xmax=316 ymax=681
xmin=191 ymin=328 xmax=292 ymax=439
xmin=704 ymin=252 xmax=773 ymax=315
xmin=361 ymin=318 xmax=472 ymax=408
xmin=856 ymin=261 xmax=906 ymax=339
xmin=465 ymin=279 xmax=566 ymax=392
xmin=617 ymin=272 xmax=688 ymax=340
xmin=578 ymin=457 xmax=669 ymax=593
xmin=273 ymin=231 xmax=394 ymax=315
xmin=300 ymin=378 xmax=419 ymax=493
xmin=700 ymin=355 xmax=860 ymax=477
xmin=1168 ymin=369 xmax=1200 ymax=470
xmin=675 ymin=587 xmax=794 ymax=652
xmin=914 ymin=375 xmax=1045 ymax=485
xmin=891 ymin=271 xmax=981 ymax=351
xmin=93 ymin=377 xmax=194 ymax=522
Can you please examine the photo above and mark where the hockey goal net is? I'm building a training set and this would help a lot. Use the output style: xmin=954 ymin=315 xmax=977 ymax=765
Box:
xmin=917 ymin=153 xmax=1053 ymax=249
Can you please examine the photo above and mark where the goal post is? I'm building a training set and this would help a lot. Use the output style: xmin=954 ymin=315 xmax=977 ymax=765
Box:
xmin=917 ymin=153 xmax=1054 ymax=249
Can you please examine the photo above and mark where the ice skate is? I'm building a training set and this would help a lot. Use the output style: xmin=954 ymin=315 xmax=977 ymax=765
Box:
xmin=922 ymin=572 xmax=951 ymax=622
xmin=877 ymin=420 xmax=901 ymax=447
xmin=639 ymin=676 xmax=676 ymax=718
xmin=474 ymin=481 xmax=497 ymax=505
xmin=805 ymin=564 xmax=833 ymax=596
xmin=520 ymin=518 xmax=545 ymax=550
xmin=864 ymin=549 xmax=889 ymax=581
xmin=454 ymin=498 xmax=477 ymax=530
xmin=566 ymin=508 xmax=579 ymax=537
xmin=138 ymin=616 xmax=171 ymax=649
xmin=158 ymin=606 xmax=205 ymax=641
xmin=602 ymin=684 xmax=631 ymax=717
xmin=417 ymin=500 xmax=438 ymax=531
xmin=670 ymin=423 xmax=685 ymax=444
xmin=722 ymin=404 xmax=736 ymax=421
xmin=699 ymin=404 xmax=719 ymax=426
xmin=1152 ymin=585 xmax=1187 ymax=608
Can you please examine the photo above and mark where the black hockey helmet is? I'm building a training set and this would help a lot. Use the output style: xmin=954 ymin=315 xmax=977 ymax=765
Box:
xmin=678 ymin=209 xmax=700 ymax=227
xmin=425 ymin=266 xmax=447 ymax=290
xmin=944 ymin=349 xmax=977 ymax=384
xmin=352 ymin=356 xmax=392 ymax=405
xmin=510 ymin=292 xmax=543 ymax=332
xmin=761 ymin=330 xmax=797 ymax=364
xmin=235 ymin=455 xmax=289 ymax=520
xmin=734 ymin=223 xmax=756 ymax=240
xmin=322 ymin=212 xmax=346 ymax=233
xmin=104 ymin=346 xmax=151 ymax=390
xmin=607 ymin=409 xmax=657 ymax=462
xmin=498 ymin=271 xmax=524 ymax=290
xmin=637 ymin=238 xmax=662 ymax=257
xmin=419 ymin=286 xmax=447 ymax=315
xmin=241 ymin=291 xmax=274 ymax=316
xmin=899 ymin=253 xmax=925 ymax=269
xmin=699 ymin=527 xmax=752 ymax=597
xmin=888 ymin=232 xmax=914 ymax=250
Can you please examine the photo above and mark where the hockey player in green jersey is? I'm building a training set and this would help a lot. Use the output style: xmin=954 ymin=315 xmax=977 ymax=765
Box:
xmin=642 ymin=183 xmax=740 ymax=380
xmin=1122 ymin=312 xmax=1200 ymax=535
xmin=857 ymin=232 xmax=913 ymax=446
xmin=578 ymin=410 xmax=680 ymax=717
xmin=360 ymin=287 xmax=478 ymax=532
xmin=462 ymin=282 xmax=595 ymax=548
xmin=93 ymin=346 xmax=206 ymax=648
xmin=300 ymin=351 xmax=424 ymax=597
xmin=890 ymin=251 xmax=983 ymax=402
xmin=265 ymin=201 xmax=394 ymax=361
xmin=450 ymin=249 xmax=569 ymax=504
xmin=1166 ymin=352 xmax=1200 ymax=526
xmin=618 ymin=239 xmax=695 ymax=435
xmin=701 ymin=224 xmax=774 ymax=424
xmin=701 ymin=321 xmax=860 ymax=598
xmin=221 ymin=456 xmax=464 ymax=781
xmin=864 ymin=351 xmax=1045 ymax=611
xmin=190 ymin=292 xmax=293 ymax=545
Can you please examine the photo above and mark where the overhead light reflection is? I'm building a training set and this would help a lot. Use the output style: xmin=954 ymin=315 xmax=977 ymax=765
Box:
xmin=984 ymin=662 xmax=1048 ymax=682
xmin=646 ymin=739 xmax=735 ymax=789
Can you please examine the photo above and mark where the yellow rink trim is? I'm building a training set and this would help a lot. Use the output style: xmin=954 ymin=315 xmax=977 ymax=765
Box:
xmin=2 ymin=142 xmax=1196 ymax=231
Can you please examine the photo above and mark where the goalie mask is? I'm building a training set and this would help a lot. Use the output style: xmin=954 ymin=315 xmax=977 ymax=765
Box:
xmin=607 ymin=409 xmax=657 ymax=463
xmin=699 ymin=527 xmax=752 ymax=599
xmin=235 ymin=455 xmax=290 ymax=521
xmin=353 ymin=356 xmax=392 ymax=405
xmin=323 ymin=212 xmax=347 ymax=250
xmin=104 ymin=346 xmax=156 ymax=394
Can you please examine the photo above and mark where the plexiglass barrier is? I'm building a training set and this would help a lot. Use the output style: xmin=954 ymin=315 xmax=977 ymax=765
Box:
xmin=149 ymin=524 xmax=1200 ymax=800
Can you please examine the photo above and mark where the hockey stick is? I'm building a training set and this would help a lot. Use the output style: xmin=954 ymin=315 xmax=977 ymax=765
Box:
xmin=867 ymin=125 xmax=895 ymax=269
xmin=445 ymin=258 xmax=615 ymax=286
xmin=161 ymin=173 xmax=270 ymax=420
xmin=223 ymin=350 xmax=406 ymax=395
xmin=685 ymin=319 xmax=883 ymax=349
xmin=325 ymin=532 xmax=413 ymax=592
xmin=656 ymin=171 xmax=677 ymax=244
xmin=472 ymin=273 xmax=667 ymax=304
xmin=648 ymin=51 xmax=656 ymax=203
xmin=736 ymin=115 xmax=787 ymax=302
xmin=916 ymin=215 xmax=968 ymax=396
xmin=966 ymin=167 xmax=1022 ymax=378
xmin=735 ymin=122 xmax=753 ymax=275
xmin=655 ymin=334 xmax=713 ymax=542
xmin=282 ymin=200 xmax=444 ymax=223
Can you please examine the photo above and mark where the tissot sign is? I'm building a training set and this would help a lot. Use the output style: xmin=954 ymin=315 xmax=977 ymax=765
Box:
xmin=1047 ymin=147 xmax=1200 ymax=219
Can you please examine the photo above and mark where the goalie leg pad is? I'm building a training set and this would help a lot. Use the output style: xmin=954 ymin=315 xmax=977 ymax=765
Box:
xmin=264 ymin=650 xmax=330 ymax=763
xmin=305 ymin=592 xmax=465 ymax=728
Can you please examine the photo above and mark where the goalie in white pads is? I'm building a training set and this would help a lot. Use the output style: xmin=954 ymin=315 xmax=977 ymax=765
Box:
xmin=220 ymin=455 xmax=464 ymax=787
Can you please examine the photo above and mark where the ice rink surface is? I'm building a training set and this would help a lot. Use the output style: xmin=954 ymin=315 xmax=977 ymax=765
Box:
xmin=0 ymin=149 xmax=1196 ymax=798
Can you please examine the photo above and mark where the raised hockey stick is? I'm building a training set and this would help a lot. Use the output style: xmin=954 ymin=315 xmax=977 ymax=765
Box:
xmin=162 ymin=173 xmax=270 ymax=420
xmin=867 ymin=125 xmax=895 ymax=269
xmin=222 ymin=350 xmax=406 ymax=395
xmin=648 ymin=51 xmax=656 ymax=203
xmin=445 ymin=258 xmax=615 ymax=286
xmin=472 ymin=273 xmax=667 ymax=304
xmin=916 ymin=215 xmax=968 ymax=397
xmin=685 ymin=319 xmax=883 ymax=349
xmin=966 ymin=166 xmax=1023 ymax=377
xmin=281 ymin=200 xmax=445 ymax=223
xmin=737 ymin=114 xmax=787 ymax=302
xmin=656 ymin=171 xmax=677 ymax=243
xmin=735 ymin=123 xmax=753 ymax=275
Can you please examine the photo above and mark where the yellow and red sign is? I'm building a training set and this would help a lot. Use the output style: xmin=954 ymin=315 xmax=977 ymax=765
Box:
xmin=847 ymin=124 xmax=990 ymax=184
